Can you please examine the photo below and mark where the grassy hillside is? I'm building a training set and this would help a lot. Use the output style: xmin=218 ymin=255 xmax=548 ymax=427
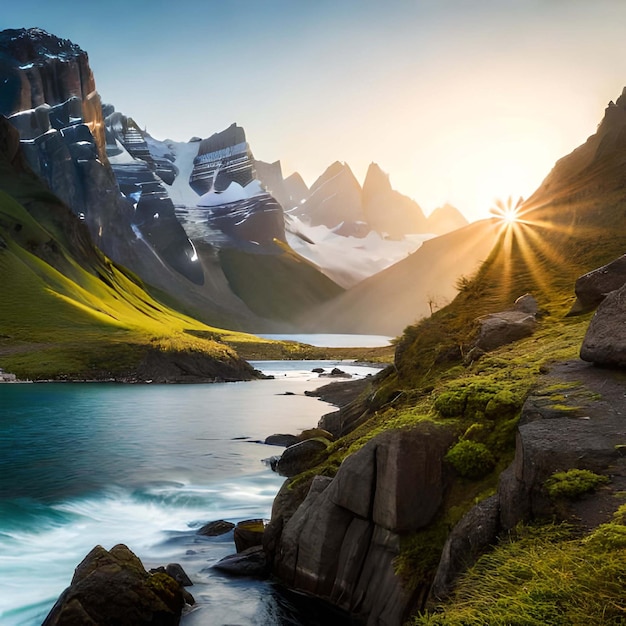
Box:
xmin=275 ymin=96 xmax=626 ymax=623
xmin=218 ymin=241 xmax=344 ymax=322
xmin=0 ymin=119 xmax=276 ymax=380
xmin=0 ymin=185 xmax=272 ymax=379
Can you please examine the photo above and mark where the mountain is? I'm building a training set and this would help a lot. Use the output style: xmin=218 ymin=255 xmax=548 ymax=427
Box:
xmin=255 ymin=160 xmax=469 ymax=290
xmin=300 ymin=218 xmax=500 ymax=334
xmin=0 ymin=114 xmax=259 ymax=381
xmin=362 ymin=162 xmax=429 ymax=237
xmin=292 ymin=161 xmax=365 ymax=233
xmin=0 ymin=28 xmax=343 ymax=330
xmin=0 ymin=29 xmax=213 ymax=295
xmin=426 ymin=202 xmax=468 ymax=235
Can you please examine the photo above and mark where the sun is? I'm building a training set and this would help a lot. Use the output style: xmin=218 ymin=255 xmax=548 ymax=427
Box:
xmin=490 ymin=196 xmax=524 ymax=225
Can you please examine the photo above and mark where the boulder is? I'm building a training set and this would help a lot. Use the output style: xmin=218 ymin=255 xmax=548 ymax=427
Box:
xmin=513 ymin=293 xmax=539 ymax=315
xmin=430 ymin=495 xmax=500 ymax=600
xmin=297 ymin=428 xmax=335 ymax=442
xmin=233 ymin=519 xmax=265 ymax=553
xmin=213 ymin=545 xmax=268 ymax=577
xmin=165 ymin=563 xmax=193 ymax=587
xmin=264 ymin=433 xmax=299 ymax=447
xmin=271 ymin=423 xmax=455 ymax=625
xmin=498 ymin=361 xmax=626 ymax=530
xmin=42 ymin=544 xmax=185 ymax=626
xmin=196 ymin=519 xmax=235 ymax=537
xmin=569 ymin=254 xmax=626 ymax=314
xmin=276 ymin=438 xmax=330 ymax=477
xmin=580 ymin=282 xmax=626 ymax=366
xmin=319 ymin=367 xmax=352 ymax=378
xmin=474 ymin=310 xmax=536 ymax=352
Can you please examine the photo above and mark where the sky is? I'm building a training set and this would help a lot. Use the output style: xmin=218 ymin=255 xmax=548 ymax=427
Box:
xmin=4 ymin=0 xmax=626 ymax=221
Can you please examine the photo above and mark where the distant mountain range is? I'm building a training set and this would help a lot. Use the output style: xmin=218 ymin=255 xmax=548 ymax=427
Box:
xmin=0 ymin=27 xmax=492 ymax=341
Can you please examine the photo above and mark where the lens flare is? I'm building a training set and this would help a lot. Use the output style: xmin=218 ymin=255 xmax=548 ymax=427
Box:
xmin=489 ymin=196 xmax=524 ymax=225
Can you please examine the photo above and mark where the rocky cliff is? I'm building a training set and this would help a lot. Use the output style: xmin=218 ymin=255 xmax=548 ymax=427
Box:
xmin=267 ymin=425 xmax=455 ymax=624
xmin=0 ymin=28 xmax=207 ymax=292
xmin=0 ymin=28 xmax=345 ymax=330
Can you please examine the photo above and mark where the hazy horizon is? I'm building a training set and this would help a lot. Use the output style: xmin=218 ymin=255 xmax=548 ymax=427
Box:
xmin=4 ymin=0 xmax=626 ymax=222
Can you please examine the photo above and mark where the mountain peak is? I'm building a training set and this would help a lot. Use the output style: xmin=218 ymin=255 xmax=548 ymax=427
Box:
xmin=363 ymin=162 xmax=392 ymax=197
xmin=310 ymin=161 xmax=360 ymax=194
xmin=0 ymin=28 xmax=84 ymax=65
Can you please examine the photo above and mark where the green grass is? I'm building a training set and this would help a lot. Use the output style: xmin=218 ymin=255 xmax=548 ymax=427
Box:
xmin=414 ymin=511 xmax=626 ymax=625
xmin=218 ymin=242 xmax=343 ymax=321
xmin=545 ymin=469 xmax=609 ymax=500
xmin=0 ymin=188 xmax=272 ymax=379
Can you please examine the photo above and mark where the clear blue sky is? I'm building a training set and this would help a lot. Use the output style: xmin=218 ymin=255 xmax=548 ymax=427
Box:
xmin=4 ymin=0 xmax=626 ymax=220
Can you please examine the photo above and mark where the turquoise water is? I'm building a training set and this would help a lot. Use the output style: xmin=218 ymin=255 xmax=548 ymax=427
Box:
xmin=0 ymin=360 xmax=377 ymax=625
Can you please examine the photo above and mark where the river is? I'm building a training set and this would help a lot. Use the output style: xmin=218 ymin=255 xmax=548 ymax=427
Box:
xmin=0 ymin=359 xmax=381 ymax=625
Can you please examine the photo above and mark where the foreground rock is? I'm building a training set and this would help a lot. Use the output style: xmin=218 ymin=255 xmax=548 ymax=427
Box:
xmin=43 ymin=544 xmax=188 ymax=626
xmin=197 ymin=519 xmax=235 ymax=536
xmin=569 ymin=253 xmax=626 ymax=314
xmin=580 ymin=281 xmax=626 ymax=367
xmin=267 ymin=424 xmax=455 ymax=625
xmin=234 ymin=519 xmax=266 ymax=552
xmin=275 ymin=438 xmax=330 ymax=477
xmin=474 ymin=311 xmax=536 ymax=352
xmin=213 ymin=545 xmax=268 ymax=577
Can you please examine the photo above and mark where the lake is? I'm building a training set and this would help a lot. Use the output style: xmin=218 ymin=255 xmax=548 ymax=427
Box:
xmin=0 ymin=360 xmax=380 ymax=625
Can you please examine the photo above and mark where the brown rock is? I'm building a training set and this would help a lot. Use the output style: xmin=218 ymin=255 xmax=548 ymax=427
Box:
xmin=276 ymin=438 xmax=330 ymax=477
xmin=213 ymin=545 xmax=268 ymax=577
xmin=234 ymin=519 xmax=265 ymax=553
xmin=474 ymin=310 xmax=536 ymax=352
xmin=42 ymin=544 xmax=184 ymax=626
xmin=196 ymin=519 xmax=235 ymax=537
xmin=430 ymin=495 xmax=500 ymax=600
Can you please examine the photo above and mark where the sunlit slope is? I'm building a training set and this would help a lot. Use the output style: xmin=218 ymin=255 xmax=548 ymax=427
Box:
xmin=300 ymin=219 xmax=500 ymax=336
xmin=0 ymin=187 xmax=264 ymax=379
xmin=391 ymin=96 xmax=626 ymax=387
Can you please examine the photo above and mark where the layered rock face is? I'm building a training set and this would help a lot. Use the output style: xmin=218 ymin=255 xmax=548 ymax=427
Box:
xmin=0 ymin=28 xmax=203 ymax=287
xmin=104 ymin=107 xmax=203 ymax=284
xmin=184 ymin=123 xmax=286 ymax=248
xmin=267 ymin=424 xmax=455 ymax=625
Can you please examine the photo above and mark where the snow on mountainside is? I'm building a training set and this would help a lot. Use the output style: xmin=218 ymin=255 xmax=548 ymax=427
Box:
xmin=285 ymin=214 xmax=430 ymax=288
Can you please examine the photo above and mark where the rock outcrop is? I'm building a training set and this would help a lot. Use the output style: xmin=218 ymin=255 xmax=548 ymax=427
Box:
xmin=471 ymin=294 xmax=539 ymax=353
xmin=42 ymin=544 xmax=188 ymax=626
xmin=0 ymin=26 xmax=213 ymax=299
xmin=267 ymin=424 xmax=455 ymax=625
xmin=185 ymin=123 xmax=286 ymax=248
xmin=580 ymin=281 xmax=626 ymax=367
xmin=569 ymin=254 xmax=626 ymax=314
xmin=430 ymin=359 xmax=626 ymax=604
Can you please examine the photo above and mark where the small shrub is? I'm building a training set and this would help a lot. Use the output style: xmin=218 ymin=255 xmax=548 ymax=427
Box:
xmin=545 ymin=469 xmax=608 ymax=500
xmin=485 ymin=389 xmax=520 ymax=419
xmin=445 ymin=440 xmax=495 ymax=479
xmin=462 ymin=422 xmax=492 ymax=442
xmin=585 ymin=523 xmax=626 ymax=550
xmin=434 ymin=390 xmax=466 ymax=417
